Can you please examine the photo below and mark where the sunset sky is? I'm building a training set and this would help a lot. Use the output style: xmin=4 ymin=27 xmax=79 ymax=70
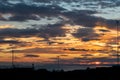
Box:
xmin=0 ymin=0 xmax=120 ymax=70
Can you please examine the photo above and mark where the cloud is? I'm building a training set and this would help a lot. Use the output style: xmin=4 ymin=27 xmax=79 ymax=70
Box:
xmin=24 ymin=54 xmax=40 ymax=58
xmin=105 ymin=20 xmax=120 ymax=30
xmin=60 ymin=54 xmax=68 ymax=57
xmin=0 ymin=3 xmax=65 ymax=21
xmin=0 ymin=39 xmax=21 ymax=44
xmin=38 ymin=23 xmax=66 ymax=40
xmin=0 ymin=23 xmax=66 ymax=39
xmin=72 ymin=28 xmax=96 ymax=37
xmin=0 ymin=14 xmax=6 ymax=20
xmin=98 ymin=29 xmax=110 ymax=32
xmin=64 ymin=48 xmax=89 ymax=51
xmin=0 ymin=0 xmax=119 ymax=44
xmin=81 ymin=54 xmax=93 ymax=57
xmin=14 ymin=47 xmax=63 ymax=54
xmin=0 ymin=1 xmax=118 ymax=31
xmin=45 ymin=41 xmax=64 ymax=45
xmin=0 ymin=28 xmax=39 ymax=38
xmin=62 ymin=10 xmax=119 ymax=31
xmin=61 ymin=10 xmax=102 ymax=27
xmin=49 ymin=56 xmax=116 ymax=66
xmin=9 ymin=14 xmax=40 ymax=21
xmin=72 ymin=27 xmax=100 ymax=41
xmin=107 ymin=36 xmax=120 ymax=47
xmin=73 ymin=57 xmax=116 ymax=63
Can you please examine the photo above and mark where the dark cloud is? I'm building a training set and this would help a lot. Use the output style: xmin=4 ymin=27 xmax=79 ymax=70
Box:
xmin=73 ymin=28 xmax=95 ymax=38
xmin=0 ymin=3 xmax=65 ymax=21
xmin=81 ymin=54 xmax=93 ymax=57
xmin=38 ymin=23 xmax=66 ymax=40
xmin=24 ymin=54 xmax=39 ymax=58
xmin=61 ymin=10 xmax=102 ymax=27
xmin=0 ymin=23 xmax=66 ymax=39
xmin=73 ymin=57 xmax=116 ymax=63
xmin=72 ymin=28 xmax=100 ymax=41
xmin=99 ymin=29 xmax=110 ymax=32
xmin=9 ymin=14 xmax=40 ymax=21
xmin=49 ymin=56 xmax=115 ymax=66
xmin=64 ymin=48 xmax=109 ymax=53
xmin=0 ymin=28 xmax=39 ymax=38
xmin=0 ymin=39 xmax=21 ymax=44
xmin=62 ymin=10 xmax=119 ymax=31
xmin=59 ymin=9 xmax=119 ymax=32
xmin=47 ymin=41 xmax=64 ymax=45
xmin=64 ymin=48 xmax=89 ymax=51
xmin=36 ymin=40 xmax=64 ymax=45
xmin=105 ymin=20 xmax=120 ymax=30
xmin=0 ymin=3 xmax=64 ymax=14
xmin=0 ymin=1 xmax=118 ymax=31
xmin=82 ymin=38 xmax=100 ymax=42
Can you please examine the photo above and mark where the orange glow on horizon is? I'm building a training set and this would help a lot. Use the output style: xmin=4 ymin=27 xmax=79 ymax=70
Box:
xmin=94 ymin=61 xmax=101 ymax=65
xmin=0 ymin=24 xmax=118 ymax=66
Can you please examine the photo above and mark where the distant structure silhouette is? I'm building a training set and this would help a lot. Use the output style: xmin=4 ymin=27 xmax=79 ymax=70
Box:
xmin=57 ymin=56 xmax=60 ymax=71
xmin=32 ymin=63 xmax=35 ymax=70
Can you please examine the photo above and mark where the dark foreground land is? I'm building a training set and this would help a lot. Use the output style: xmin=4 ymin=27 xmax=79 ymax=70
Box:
xmin=0 ymin=66 xmax=120 ymax=80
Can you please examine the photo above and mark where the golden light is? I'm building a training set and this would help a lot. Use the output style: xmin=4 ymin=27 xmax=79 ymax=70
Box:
xmin=0 ymin=24 xmax=118 ymax=64
xmin=0 ymin=24 xmax=14 ymax=29
xmin=94 ymin=61 xmax=101 ymax=65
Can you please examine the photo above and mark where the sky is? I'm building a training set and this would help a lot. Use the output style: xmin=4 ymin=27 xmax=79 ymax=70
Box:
xmin=0 ymin=0 xmax=120 ymax=71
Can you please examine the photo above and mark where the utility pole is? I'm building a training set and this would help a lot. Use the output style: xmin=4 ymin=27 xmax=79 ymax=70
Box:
xmin=57 ymin=56 xmax=60 ymax=71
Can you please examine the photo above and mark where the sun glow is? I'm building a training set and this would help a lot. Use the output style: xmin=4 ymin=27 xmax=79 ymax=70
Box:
xmin=94 ymin=61 xmax=101 ymax=65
